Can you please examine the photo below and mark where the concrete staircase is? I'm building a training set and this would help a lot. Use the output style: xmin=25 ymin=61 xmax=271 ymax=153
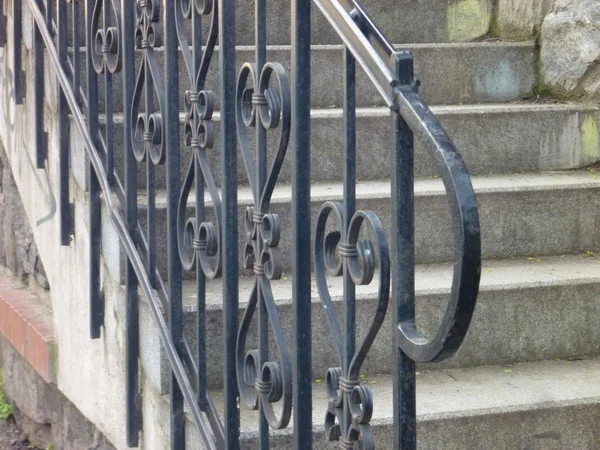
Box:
xmin=73 ymin=1 xmax=600 ymax=448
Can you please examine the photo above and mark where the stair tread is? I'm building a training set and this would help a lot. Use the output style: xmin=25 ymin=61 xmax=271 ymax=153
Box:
xmin=202 ymin=358 xmax=600 ymax=430
xmin=102 ymin=101 xmax=599 ymax=124
xmin=145 ymin=170 xmax=600 ymax=208
xmin=74 ymin=40 xmax=535 ymax=52
xmin=179 ymin=254 xmax=600 ymax=309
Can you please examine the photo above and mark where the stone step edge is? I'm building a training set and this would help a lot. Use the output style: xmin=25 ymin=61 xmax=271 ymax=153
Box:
xmin=172 ymin=253 xmax=600 ymax=311
xmin=68 ymin=40 xmax=536 ymax=53
xmin=97 ymin=102 xmax=600 ymax=124
xmin=144 ymin=170 xmax=600 ymax=209
xmin=164 ymin=358 xmax=600 ymax=446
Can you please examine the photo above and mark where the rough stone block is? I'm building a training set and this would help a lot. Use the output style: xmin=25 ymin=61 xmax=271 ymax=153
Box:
xmin=495 ymin=0 xmax=555 ymax=39
xmin=540 ymin=0 xmax=600 ymax=97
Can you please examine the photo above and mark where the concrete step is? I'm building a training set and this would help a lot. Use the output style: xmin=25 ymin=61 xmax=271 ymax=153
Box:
xmin=65 ymin=0 xmax=495 ymax=47
xmin=238 ymin=0 xmax=494 ymax=45
xmin=87 ymin=103 xmax=600 ymax=192
xmin=78 ymin=41 xmax=534 ymax=111
xmin=136 ymin=254 xmax=600 ymax=393
xmin=145 ymin=358 xmax=600 ymax=449
xmin=119 ymin=171 xmax=600 ymax=284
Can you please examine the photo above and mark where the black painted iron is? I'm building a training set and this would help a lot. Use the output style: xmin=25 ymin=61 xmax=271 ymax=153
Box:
xmin=19 ymin=0 xmax=480 ymax=447
xmin=33 ymin=0 xmax=46 ymax=169
xmin=13 ymin=0 xmax=23 ymax=104
xmin=0 ymin=0 xmax=6 ymax=46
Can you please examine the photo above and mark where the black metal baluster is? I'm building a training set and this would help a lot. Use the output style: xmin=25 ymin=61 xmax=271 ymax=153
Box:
xmin=194 ymin=155 xmax=207 ymax=411
xmin=191 ymin=8 xmax=207 ymax=411
xmin=145 ymin=68 xmax=156 ymax=289
xmin=85 ymin=0 xmax=103 ymax=338
xmin=71 ymin=0 xmax=80 ymax=103
xmin=341 ymin=46 xmax=356 ymax=450
xmin=165 ymin=0 xmax=184 ymax=446
xmin=175 ymin=0 xmax=220 ymax=421
xmin=103 ymin=0 xmax=113 ymax=185
xmin=219 ymin=0 xmax=240 ymax=445
xmin=34 ymin=0 xmax=47 ymax=168
xmin=254 ymin=0 xmax=269 ymax=447
xmin=121 ymin=0 xmax=140 ymax=444
xmin=0 ymin=0 xmax=6 ymax=47
xmin=58 ymin=0 xmax=72 ymax=245
xmin=45 ymin=0 xmax=52 ymax=33
xmin=392 ymin=54 xmax=417 ymax=450
xmin=13 ymin=0 xmax=23 ymax=103
xmin=290 ymin=0 xmax=312 ymax=446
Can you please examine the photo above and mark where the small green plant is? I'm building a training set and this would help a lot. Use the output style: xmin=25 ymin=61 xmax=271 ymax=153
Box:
xmin=46 ymin=445 xmax=56 ymax=450
xmin=0 ymin=369 xmax=13 ymax=420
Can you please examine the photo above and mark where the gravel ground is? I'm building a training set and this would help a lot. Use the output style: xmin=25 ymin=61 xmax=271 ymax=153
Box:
xmin=0 ymin=417 xmax=40 ymax=449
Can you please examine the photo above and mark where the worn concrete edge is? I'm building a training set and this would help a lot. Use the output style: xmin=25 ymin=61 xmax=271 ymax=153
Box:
xmin=170 ymin=358 xmax=600 ymax=446
xmin=147 ymin=170 xmax=600 ymax=208
xmin=99 ymin=102 xmax=600 ymax=123
xmin=132 ymin=254 xmax=600 ymax=395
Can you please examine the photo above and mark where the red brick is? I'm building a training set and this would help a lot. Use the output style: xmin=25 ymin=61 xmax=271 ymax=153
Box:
xmin=0 ymin=275 xmax=55 ymax=382
xmin=24 ymin=323 xmax=38 ymax=365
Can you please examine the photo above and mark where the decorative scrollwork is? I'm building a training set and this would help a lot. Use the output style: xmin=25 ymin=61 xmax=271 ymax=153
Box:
xmin=175 ymin=0 xmax=221 ymax=279
xmin=130 ymin=0 xmax=165 ymax=165
xmin=235 ymin=61 xmax=293 ymax=430
xmin=90 ymin=0 xmax=121 ymax=74
xmin=315 ymin=203 xmax=390 ymax=449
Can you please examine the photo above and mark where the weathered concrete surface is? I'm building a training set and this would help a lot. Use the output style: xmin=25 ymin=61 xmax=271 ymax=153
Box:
xmin=0 ymin=335 xmax=115 ymax=450
xmin=79 ymin=41 xmax=535 ymax=113
xmin=176 ymin=359 xmax=600 ymax=448
xmin=541 ymin=0 xmax=600 ymax=97
xmin=67 ymin=0 xmax=494 ymax=45
xmin=495 ymin=0 xmax=555 ymax=39
xmin=139 ymin=255 xmax=600 ymax=392
xmin=135 ymin=171 xmax=600 ymax=280
xmin=0 ymin=143 xmax=49 ymax=293
xmin=102 ymin=103 xmax=599 ymax=193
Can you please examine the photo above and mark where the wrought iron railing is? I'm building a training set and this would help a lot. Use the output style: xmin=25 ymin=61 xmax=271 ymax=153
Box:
xmin=12 ymin=0 xmax=481 ymax=448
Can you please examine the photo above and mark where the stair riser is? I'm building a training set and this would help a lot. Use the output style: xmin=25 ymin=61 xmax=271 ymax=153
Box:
xmin=140 ymin=278 xmax=600 ymax=392
xmin=76 ymin=42 xmax=533 ymax=112
xmin=67 ymin=0 xmax=493 ymax=49
xmin=132 ymin=181 xmax=600 ymax=280
xmin=232 ymin=402 xmax=600 ymax=449
xmin=94 ymin=106 xmax=599 ymax=191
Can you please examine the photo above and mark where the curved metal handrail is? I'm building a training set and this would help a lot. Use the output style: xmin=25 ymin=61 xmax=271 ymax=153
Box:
xmin=311 ymin=0 xmax=481 ymax=447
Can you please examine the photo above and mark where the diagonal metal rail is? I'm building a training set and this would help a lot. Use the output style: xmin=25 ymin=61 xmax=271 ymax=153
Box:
xmin=25 ymin=1 xmax=217 ymax=447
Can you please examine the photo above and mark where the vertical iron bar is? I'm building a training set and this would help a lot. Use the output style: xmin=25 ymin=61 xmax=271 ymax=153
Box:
xmin=0 ymin=0 xmax=6 ymax=47
xmin=103 ymin=0 xmax=113 ymax=185
xmin=13 ymin=0 xmax=23 ymax=103
xmin=45 ymin=0 xmax=52 ymax=34
xmin=34 ymin=0 xmax=46 ymax=168
xmin=121 ymin=0 xmax=140 ymax=444
xmin=146 ymin=161 xmax=156 ymax=286
xmin=165 ymin=0 xmax=184 ymax=447
xmin=290 ymin=0 xmax=312 ymax=448
xmin=71 ymin=0 xmax=80 ymax=103
xmin=392 ymin=53 xmax=417 ymax=450
xmin=342 ymin=46 xmax=356 ymax=443
xmin=85 ymin=0 xmax=103 ymax=339
xmin=145 ymin=66 xmax=156 ymax=287
xmin=254 ymin=0 xmax=268 ymax=447
xmin=195 ymin=155 xmax=207 ymax=410
xmin=192 ymin=8 xmax=207 ymax=413
xmin=219 ymin=0 xmax=240 ymax=446
xmin=58 ymin=0 xmax=72 ymax=245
